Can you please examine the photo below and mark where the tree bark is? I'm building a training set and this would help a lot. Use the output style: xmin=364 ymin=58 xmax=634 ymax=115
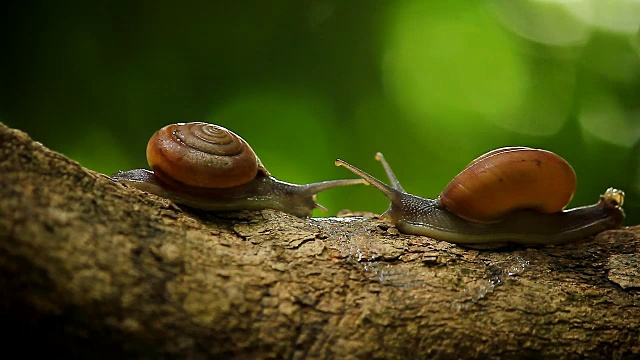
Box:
xmin=1 ymin=123 xmax=639 ymax=359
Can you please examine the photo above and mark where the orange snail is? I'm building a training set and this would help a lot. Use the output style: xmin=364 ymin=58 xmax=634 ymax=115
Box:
xmin=336 ymin=147 xmax=625 ymax=245
xmin=112 ymin=122 xmax=365 ymax=217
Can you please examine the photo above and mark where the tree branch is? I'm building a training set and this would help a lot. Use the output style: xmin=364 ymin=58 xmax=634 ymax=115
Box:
xmin=1 ymin=123 xmax=639 ymax=359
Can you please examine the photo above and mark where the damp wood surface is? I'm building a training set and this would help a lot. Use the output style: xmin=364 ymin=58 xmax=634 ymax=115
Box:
xmin=1 ymin=122 xmax=639 ymax=359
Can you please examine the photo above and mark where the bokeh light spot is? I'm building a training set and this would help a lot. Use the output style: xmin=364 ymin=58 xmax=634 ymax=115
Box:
xmin=384 ymin=1 xmax=527 ymax=122
xmin=490 ymin=0 xmax=592 ymax=46
xmin=579 ymin=88 xmax=639 ymax=147
xmin=566 ymin=0 xmax=640 ymax=35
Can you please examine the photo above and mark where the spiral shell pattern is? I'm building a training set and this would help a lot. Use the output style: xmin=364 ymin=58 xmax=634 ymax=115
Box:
xmin=440 ymin=147 xmax=577 ymax=223
xmin=146 ymin=122 xmax=265 ymax=188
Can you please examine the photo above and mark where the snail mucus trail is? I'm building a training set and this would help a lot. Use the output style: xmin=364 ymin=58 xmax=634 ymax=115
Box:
xmin=336 ymin=147 xmax=625 ymax=245
xmin=112 ymin=122 xmax=366 ymax=217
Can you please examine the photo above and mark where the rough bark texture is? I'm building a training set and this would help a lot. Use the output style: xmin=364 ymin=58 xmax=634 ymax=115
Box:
xmin=1 ymin=123 xmax=639 ymax=359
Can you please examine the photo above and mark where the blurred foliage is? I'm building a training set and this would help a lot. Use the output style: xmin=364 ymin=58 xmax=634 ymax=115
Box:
xmin=1 ymin=0 xmax=639 ymax=224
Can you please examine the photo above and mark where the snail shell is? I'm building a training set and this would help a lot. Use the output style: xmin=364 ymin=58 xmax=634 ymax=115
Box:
xmin=439 ymin=147 xmax=576 ymax=223
xmin=147 ymin=122 xmax=268 ymax=188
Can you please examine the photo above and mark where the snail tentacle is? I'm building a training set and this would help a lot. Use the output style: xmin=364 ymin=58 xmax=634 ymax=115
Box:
xmin=374 ymin=152 xmax=405 ymax=192
xmin=335 ymin=158 xmax=403 ymax=205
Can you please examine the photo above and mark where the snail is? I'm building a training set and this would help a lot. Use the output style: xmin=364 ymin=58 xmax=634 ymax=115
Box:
xmin=336 ymin=147 xmax=625 ymax=245
xmin=112 ymin=122 xmax=366 ymax=217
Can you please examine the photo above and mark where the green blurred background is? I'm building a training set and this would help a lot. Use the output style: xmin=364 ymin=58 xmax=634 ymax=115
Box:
xmin=2 ymin=0 xmax=639 ymax=224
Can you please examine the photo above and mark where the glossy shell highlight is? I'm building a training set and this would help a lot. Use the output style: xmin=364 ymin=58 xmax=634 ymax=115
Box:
xmin=440 ymin=147 xmax=577 ymax=223
xmin=146 ymin=122 xmax=266 ymax=188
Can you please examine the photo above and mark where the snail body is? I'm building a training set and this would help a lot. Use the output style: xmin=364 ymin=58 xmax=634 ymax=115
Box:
xmin=113 ymin=122 xmax=365 ymax=217
xmin=336 ymin=148 xmax=625 ymax=245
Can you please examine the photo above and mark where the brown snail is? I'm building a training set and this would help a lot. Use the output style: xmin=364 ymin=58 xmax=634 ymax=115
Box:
xmin=112 ymin=122 xmax=365 ymax=217
xmin=336 ymin=147 xmax=625 ymax=245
